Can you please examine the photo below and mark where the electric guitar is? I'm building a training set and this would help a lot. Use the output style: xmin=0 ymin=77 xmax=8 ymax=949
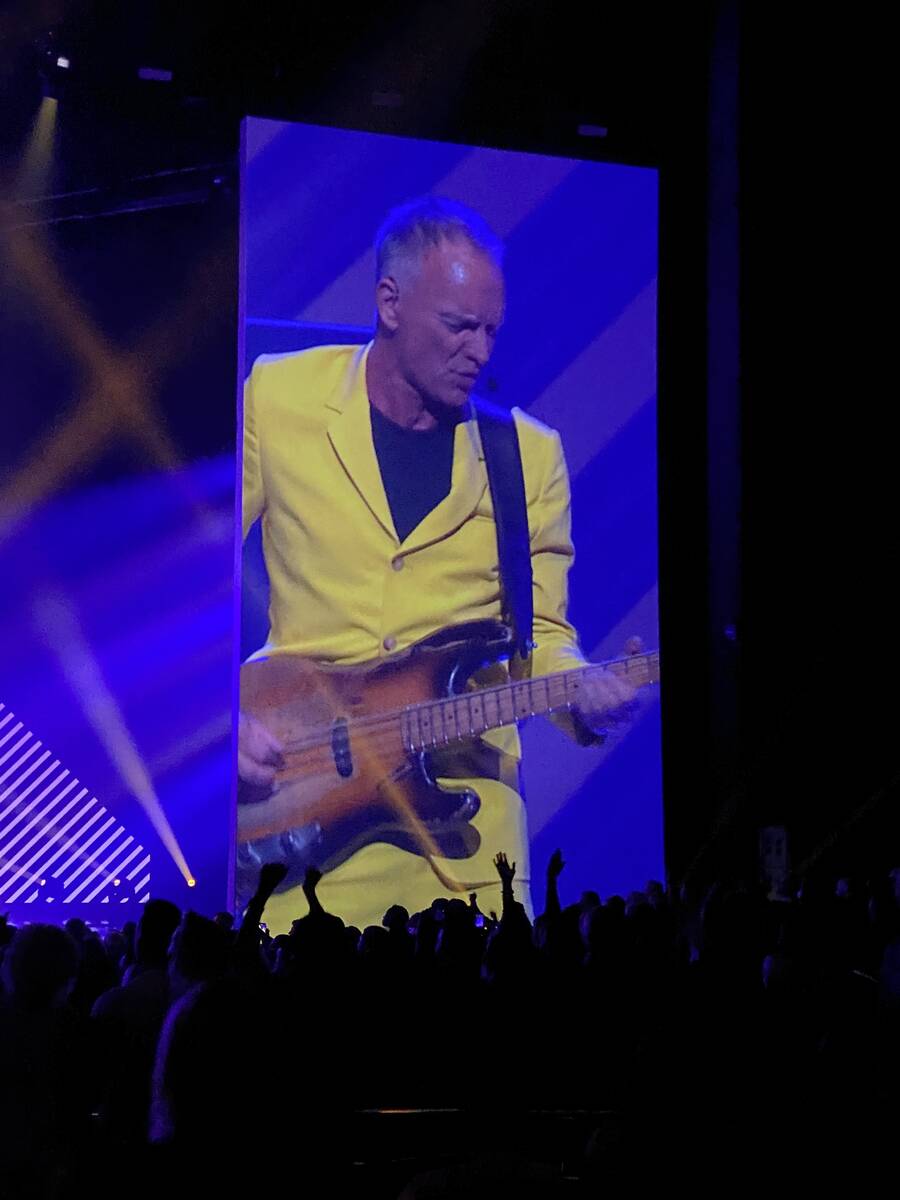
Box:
xmin=236 ymin=619 xmax=659 ymax=897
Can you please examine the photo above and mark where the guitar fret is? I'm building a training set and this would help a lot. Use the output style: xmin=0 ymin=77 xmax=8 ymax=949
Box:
xmin=393 ymin=651 xmax=660 ymax=756
xmin=408 ymin=706 xmax=421 ymax=751
xmin=431 ymin=703 xmax=444 ymax=745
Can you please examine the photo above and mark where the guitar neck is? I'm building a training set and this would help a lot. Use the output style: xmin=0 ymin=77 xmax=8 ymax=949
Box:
xmin=400 ymin=651 xmax=660 ymax=751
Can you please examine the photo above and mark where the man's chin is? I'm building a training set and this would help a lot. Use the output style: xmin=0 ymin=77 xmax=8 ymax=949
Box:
xmin=445 ymin=381 xmax=475 ymax=402
xmin=425 ymin=390 xmax=473 ymax=421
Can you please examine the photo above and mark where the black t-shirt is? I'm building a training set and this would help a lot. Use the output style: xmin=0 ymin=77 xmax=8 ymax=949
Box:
xmin=369 ymin=403 xmax=456 ymax=543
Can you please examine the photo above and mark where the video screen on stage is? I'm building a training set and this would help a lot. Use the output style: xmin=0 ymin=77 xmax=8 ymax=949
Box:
xmin=237 ymin=117 xmax=662 ymax=935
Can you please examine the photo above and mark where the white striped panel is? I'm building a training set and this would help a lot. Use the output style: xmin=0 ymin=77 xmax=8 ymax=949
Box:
xmin=1 ymin=791 xmax=95 ymax=894
xmin=0 ymin=717 xmax=23 ymax=748
xmin=127 ymin=854 xmax=150 ymax=881
xmin=0 ymin=866 xmax=41 ymax=901
xmin=0 ymin=787 xmax=88 ymax=902
xmin=0 ymin=748 xmax=51 ymax=810
xmin=133 ymin=873 xmax=150 ymax=894
xmin=0 ymin=758 xmax=64 ymax=827
xmin=42 ymin=804 xmax=105 ymax=879
xmin=0 ymin=776 xmax=79 ymax=879
xmin=82 ymin=842 xmax=142 ymax=903
xmin=0 ymin=731 xmax=36 ymax=770
xmin=66 ymin=835 xmax=134 ymax=902
xmin=139 ymin=893 xmax=149 ymax=903
xmin=0 ymin=739 xmax=44 ymax=789
xmin=51 ymin=815 xmax=115 ymax=878
xmin=3 ymin=874 xmax=42 ymax=904
xmin=0 ymin=704 xmax=151 ymax=908
xmin=105 ymin=840 xmax=143 ymax=881
xmin=0 ymin=764 xmax=69 ymax=839
xmin=0 ymin=787 xmax=90 ymax=900
xmin=63 ymin=826 xmax=127 ymax=888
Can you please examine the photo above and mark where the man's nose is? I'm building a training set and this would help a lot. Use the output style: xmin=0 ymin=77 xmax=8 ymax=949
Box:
xmin=467 ymin=328 xmax=492 ymax=368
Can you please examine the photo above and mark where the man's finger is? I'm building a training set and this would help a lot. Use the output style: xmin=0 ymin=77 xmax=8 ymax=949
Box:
xmin=238 ymin=752 xmax=277 ymax=787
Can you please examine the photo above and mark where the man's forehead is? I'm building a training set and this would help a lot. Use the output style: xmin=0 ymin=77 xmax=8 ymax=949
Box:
xmin=421 ymin=237 xmax=502 ymax=281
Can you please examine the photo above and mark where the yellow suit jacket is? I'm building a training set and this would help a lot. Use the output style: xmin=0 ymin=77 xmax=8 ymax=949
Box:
xmin=242 ymin=342 xmax=591 ymax=931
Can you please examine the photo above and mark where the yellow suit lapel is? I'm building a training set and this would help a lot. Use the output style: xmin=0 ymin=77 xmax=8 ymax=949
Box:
xmin=401 ymin=418 xmax=488 ymax=552
xmin=326 ymin=342 xmax=489 ymax=552
xmin=326 ymin=343 xmax=398 ymax=543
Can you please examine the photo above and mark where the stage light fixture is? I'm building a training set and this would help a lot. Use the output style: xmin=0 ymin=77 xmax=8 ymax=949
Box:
xmin=35 ymin=29 xmax=74 ymax=103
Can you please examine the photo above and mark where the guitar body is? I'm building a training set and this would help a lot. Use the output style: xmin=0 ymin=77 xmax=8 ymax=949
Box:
xmin=236 ymin=620 xmax=514 ymax=895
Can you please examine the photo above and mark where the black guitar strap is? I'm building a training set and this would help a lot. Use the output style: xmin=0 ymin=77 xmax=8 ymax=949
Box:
xmin=474 ymin=399 xmax=533 ymax=662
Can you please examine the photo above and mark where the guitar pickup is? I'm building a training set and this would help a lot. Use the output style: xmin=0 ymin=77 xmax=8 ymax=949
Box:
xmin=331 ymin=717 xmax=354 ymax=778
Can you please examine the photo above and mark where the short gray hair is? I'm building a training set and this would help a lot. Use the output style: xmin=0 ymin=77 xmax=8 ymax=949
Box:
xmin=375 ymin=195 xmax=504 ymax=284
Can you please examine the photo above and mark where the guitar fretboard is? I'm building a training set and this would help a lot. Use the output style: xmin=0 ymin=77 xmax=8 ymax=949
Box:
xmin=399 ymin=652 xmax=659 ymax=752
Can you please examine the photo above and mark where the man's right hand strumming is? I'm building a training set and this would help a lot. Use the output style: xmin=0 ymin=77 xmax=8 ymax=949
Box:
xmin=238 ymin=710 xmax=284 ymax=787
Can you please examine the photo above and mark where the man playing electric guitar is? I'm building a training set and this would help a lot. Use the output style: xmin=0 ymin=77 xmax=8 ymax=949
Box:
xmin=238 ymin=197 xmax=649 ymax=931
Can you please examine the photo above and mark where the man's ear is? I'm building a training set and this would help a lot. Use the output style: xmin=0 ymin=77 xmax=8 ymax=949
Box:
xmin=375 ymin=275 xmax=401 ymax=332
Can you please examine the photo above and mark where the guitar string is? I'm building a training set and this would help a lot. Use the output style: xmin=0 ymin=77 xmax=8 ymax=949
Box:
xmin=273 ymin=653 xmax=659 ymax=756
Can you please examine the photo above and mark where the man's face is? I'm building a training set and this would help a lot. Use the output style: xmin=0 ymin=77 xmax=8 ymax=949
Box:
xmin=386 ymin=238 xmax=505 ymax=412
